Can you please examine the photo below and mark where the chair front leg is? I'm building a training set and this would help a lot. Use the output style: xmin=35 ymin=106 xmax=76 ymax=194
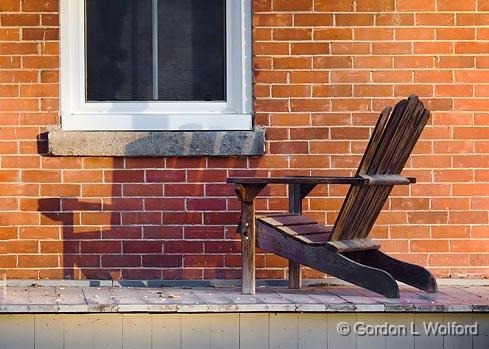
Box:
xmin=235 ymin=183 xmax=266 ymax=295
xmin=287 ymin=183 xmax=316 ymax=289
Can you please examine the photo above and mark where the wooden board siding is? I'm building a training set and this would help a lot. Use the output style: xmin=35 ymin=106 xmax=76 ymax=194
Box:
xmin=0 ymin=313 xmax=487 ymax=349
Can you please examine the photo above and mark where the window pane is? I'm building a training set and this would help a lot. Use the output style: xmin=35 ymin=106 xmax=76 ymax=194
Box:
xmin=85 ymin=0 xmax=226 ymax=102
xmin=86 ymin=0 xmax=153 ymax=101
xmin=157 ymin=0 xmax=226 ymax=101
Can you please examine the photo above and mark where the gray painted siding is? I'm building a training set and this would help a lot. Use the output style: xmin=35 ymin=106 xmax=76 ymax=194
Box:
xmin=0 ymin=313 xmax=487 ymax=349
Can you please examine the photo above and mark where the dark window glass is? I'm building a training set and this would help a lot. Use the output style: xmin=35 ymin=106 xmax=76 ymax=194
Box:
xmin=157 ymin=0 xmax=226 ymax=101
xmin=86 ymin=0 xmax=153 ymax=101
xmin=85 ymin=0 xmax=226 ymax=102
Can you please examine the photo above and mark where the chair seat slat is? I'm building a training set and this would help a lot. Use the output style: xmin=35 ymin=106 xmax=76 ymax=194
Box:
xmin=259 ymin=214 xmax=317 ymax=227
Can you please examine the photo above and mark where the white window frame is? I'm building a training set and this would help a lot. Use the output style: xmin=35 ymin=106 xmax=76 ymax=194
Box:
xmin=60 ymin=0 xmax=253 ymax=131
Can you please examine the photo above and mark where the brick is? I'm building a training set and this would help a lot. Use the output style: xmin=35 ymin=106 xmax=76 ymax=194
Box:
xmin=332 ymin=99 xmax=370 ymax=112
xmin=290 ymin=98 xmax=331 ymax=112
xmin=451 ymin=240 xmax=489 ymax=253
xmin=204 ymin=212 xmax=240 ymax=225
xmin=408 ymin=211 xmax=448 ymax=224
xmin=273 ymin=0 xmax=312 ymax=11
xmin=123 ymin=184 xmax=163 ymax=197
xmin=142 ymin=255 xmax=182 ymax=267
xmin=0 ymin=56 xmax=21 ymax=69
xmin=394 ymin=84 xmax=433 ymax=98
xmin=457 ymin=13 xmax=489 ymax=25
xmin=165 ymin=241 xmax=203 ymax=254
xmin=372 ymin=42 xmax=412 ymax=55
xmin=41 ymin=13 xmax=58 ymax=25
xmin=354 ymin=85 xmax=392 ymax=97
xmin=355 ymin=28 xmax=393 ymax=41
xmin=294 ymin=14 xmax=333 ymax=26
xmin=434 ymin=141 xmax=474 ymax=154
xmin=273 ymin=28 xmax=312 ymax=40
xmin=353 ymin=56 xmax=392 ymax=69
xmin=22 ymin=0 xmax=58 ymax=12
xmin=314 ymin=0 xmax=353 ymax=11
xmin=357 ymin=0 xmax=395 ymax=11
xmin=0 ymin=0 xmax=19 ymax=11
xmin=253 ymin=0 xmax=271 ymax=12
xmin=397 ymin=0 xmax=436 ymax=11
xmin=4 ymin=240 xmax=37 ymax=254
xmin=0 ymin=28 xmax=19 ymax=40
xmin=290 ymin=155 xmax=330 ymax=168
xmin=122 ymin=212 xmax=161 ymax=225
xmin=437 ymin=28 xmax=474 ymax=40
xmin=434 ymin=170 xmax=473 ymax=182
xmin=81 ymin=212 xmax=120 ymax=226
xmin=163 ymin=212 xmax=202 ymax=225
xmin=435 ymin=85 xmax=473 ymax=97
xmin=253 ymin=14 xmax=292 ymax=26
xmin=290 ymin=42 xmax=329 ymax=55
xmin=313 ymin=85 xmax=352 ymax=97
xmin=394 ymin=56 xmax=434 ymax=69
xmin=376 ymin=13 xmax=414 ymax=26
xmin=331 ymin=42 xmax=370 ymax=55
xmin=273 ymin=57 xmax=311 ymax=69
xmin=22 ymin=169 xmax=60 ymax=183
xmin=22 ymin=28 xmax=58 ymax=40
xmin=411 ymin=240 xmax=449 ymax=252
xmin=123 ymin=241 xmax=162 ymax=254
xmin=101 ymin=255 xmax=140 ymax=268
xmin=205 ymin=241 xmax=241 ymax=254
xmin=436 ymin=56 xmax=474 ymax=69
xmin=81 ymin=241 xmax=121 ymax=254
xmin=0 ymin=42 xmax=38 ymax=55
xmin=272 ymin=85 xmax=311 ymax=98
xmin=106 ymin=170 xmax=144 ymax=183
xmin=395 ymin=27 xmax=435 ymax=41
xmin=63 ymin=170 xmax=103 ymax=183
xmin=270 ymin=141 xmax=309 ymax=154
xmin=314 ymin=28 xmax=352 ymax=40
xmin=82 ymin=184 xmax=121 ymax=198
xmin=336 ymin=14 xmax=374 ymax=26
xmin=331 ymin=71 xmax=369 ymax=83
xmin=145 ymin=198 xmax=185 ymax=211
xmin=18 ymin=254 xmax=58 ymax=268
xmin=418 ymin=13 xmax=455 ymax=26
xmin=429 ymin=254 xmax=469 ymax=267
xmin=372 ymin=70 xmax=412 ymax=83
xmin=290 ymin=71 xmax=329 ymax=83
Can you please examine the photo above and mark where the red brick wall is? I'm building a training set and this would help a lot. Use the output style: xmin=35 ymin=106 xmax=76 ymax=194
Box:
xmin=0 ymin=0 xmax=488 ymax=280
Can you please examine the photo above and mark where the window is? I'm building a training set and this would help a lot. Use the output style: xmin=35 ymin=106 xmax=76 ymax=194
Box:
xmin=60 ymin=0 xmax=252 ymax=131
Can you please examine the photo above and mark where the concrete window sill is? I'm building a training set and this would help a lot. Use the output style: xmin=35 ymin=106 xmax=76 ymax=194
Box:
xmin=47 ymin=127 xmax=265 ymax=157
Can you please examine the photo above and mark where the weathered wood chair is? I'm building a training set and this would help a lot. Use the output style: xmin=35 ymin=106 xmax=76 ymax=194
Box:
xmin=227 ymin=95 xmax=437 ymax=298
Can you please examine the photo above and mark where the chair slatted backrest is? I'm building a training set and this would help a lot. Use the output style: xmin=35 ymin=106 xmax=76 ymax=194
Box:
xmin=331 ymin=95 xmax=430 ymax=241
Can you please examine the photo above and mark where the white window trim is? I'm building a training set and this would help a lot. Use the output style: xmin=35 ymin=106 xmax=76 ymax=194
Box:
xmin=60 ymin=0 xmax=253 ymax=131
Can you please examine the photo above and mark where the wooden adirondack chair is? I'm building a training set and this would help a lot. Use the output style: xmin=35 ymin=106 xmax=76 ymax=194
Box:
xmin=227 ymin=95 xmax=437 ymax=298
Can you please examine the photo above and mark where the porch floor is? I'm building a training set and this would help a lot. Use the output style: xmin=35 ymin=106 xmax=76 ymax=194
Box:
xmin=2 ymin=284 xmax=489 ymax=313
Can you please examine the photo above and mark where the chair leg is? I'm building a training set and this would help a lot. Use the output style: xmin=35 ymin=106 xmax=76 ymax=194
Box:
xmin=256 ymin=224 xmax=400 ymax=298
xmin=242 ymin=233 xmax=255 ymax=295
xmin=344 ymin=249 xmax=437 ymax=293
xmin=320 ymin=251 xmax=400 ymax=298
xmin=288 ymin=261 xmax=301 ymax=289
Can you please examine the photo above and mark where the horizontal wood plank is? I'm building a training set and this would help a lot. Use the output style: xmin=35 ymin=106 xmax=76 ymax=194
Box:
xmin=327 ymin=239 xmax=380 ymax=253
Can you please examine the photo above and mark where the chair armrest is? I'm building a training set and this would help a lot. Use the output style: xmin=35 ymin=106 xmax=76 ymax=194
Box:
xmin=226 ymin=176 xmax=365 ymax=185
xmin=226 ymin=175 xmax=415 ymax=186
xmin=359 ymin=175 xmax=415 ymax=185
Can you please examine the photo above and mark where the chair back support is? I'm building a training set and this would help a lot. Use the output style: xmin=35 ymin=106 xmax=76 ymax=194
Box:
xmin=331 ymin=95 xmax=430 ymax=241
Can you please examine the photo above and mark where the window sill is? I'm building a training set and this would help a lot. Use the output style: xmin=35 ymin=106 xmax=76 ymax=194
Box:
xmin=47 ymin=126 xmax=265 ymax=157
xmin=60 ymin=113 xmax=253 ymax=131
